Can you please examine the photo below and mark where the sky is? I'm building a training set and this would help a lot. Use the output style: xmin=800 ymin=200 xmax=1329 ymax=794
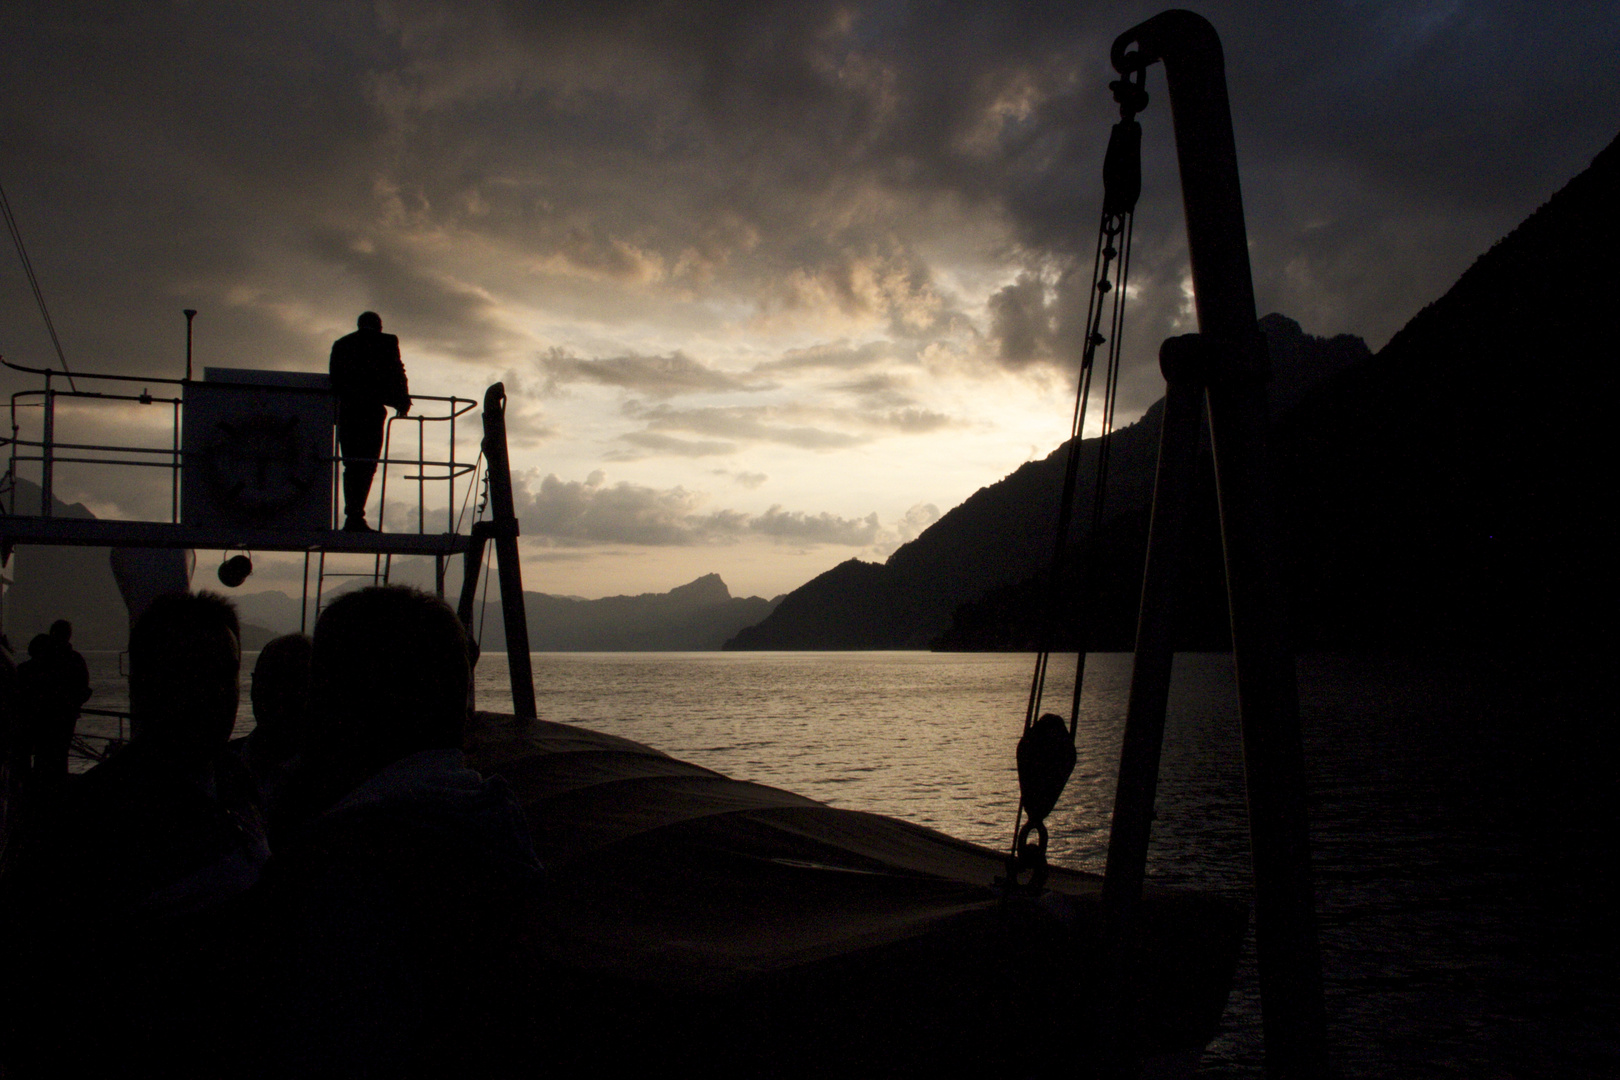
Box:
xmin=2 ymin=1 xmax=1616 ymax=602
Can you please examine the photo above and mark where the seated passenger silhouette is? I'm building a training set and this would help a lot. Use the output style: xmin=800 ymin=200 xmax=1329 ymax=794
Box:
xmin=0 ymin=591 xmax=266 ymax=1077
xmin=257 ymin=585 xmax=542 ymax=1078
xmin=230 ymin=632 xmax=312 ymax=838
xmin=329 ymin=311 xmax=410 ymax=532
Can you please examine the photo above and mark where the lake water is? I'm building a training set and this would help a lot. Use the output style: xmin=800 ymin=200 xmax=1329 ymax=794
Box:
xmin=76 ymin=648 xmax=1615 ymax=1077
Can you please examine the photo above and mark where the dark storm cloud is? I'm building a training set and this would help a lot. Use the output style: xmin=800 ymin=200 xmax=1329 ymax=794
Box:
xmin=866 ymin=408 xmax=954 ymax=434
xmin=306 ymin=227 xmax=509 ymax=360
xmin=988 ymin=272 xmax=1054 ymax=367
xmin=598 ymin=0 xmax=1617 ymax=353
xmin=3 ymin=0 xmax=1615 ymax=396
xmin=612 ymin=432 xmax=738 ymax=458
xmin=751 ymin=507 xmax=880 ymax=546
xmin=829 ymin=372 xmax=916 ymax=408
xmin=537 ymin=348 xmax=769 ymax=398
xmin=755 ymin=340 xmax=908 ymax=373
xmin=728 ymin=470 xmax=769 ymax=489
xmin=0 ymin=4 xmax=526 ymax=388
xmin=1 ymin=3 xmax=390 ymax=371
xmin=511 ymin=470 xmax=888 ymax=547
xmin=629 ymin=403 xmax=869 ymax=450
xmin=986 ymin=262 xmax=1129 ymax=375
xmin=623 ymin=397 xmax=955 ymax=449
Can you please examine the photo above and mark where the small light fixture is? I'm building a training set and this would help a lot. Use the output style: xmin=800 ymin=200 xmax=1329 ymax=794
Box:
xmin=218 ymin=552 xmax=253 ymax=588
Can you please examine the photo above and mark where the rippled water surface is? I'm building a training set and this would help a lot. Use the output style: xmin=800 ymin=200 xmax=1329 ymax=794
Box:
xmin=78 ymin=648 xmax=1614 ymax=1077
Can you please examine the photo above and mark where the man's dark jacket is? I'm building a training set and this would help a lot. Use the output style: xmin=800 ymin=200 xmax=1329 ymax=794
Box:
xmin=329 ymin=329 xmax=410 ymax=422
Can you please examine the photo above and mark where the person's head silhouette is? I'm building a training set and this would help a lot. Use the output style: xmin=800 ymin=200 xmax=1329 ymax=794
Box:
xmin=357 ymin=311 xmax=382 ymax=332
xmin=310 ymin=585 xmax=469 ymax=781
xmin=250 ymin=633 xmax=313 ymax=759
xmin=49 ymin=619 xmax=73 ymax=645
xmin=128 ymin=591 xmax=241 ymax=762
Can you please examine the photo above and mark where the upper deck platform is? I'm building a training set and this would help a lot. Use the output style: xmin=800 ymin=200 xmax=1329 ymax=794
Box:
xmin=0 ymin=357 xmax=486 ymax=561
xmin=1 ymin=357 xmax=538 ymax=713
xmin=0 ymin=515 xmax=474 ymax=556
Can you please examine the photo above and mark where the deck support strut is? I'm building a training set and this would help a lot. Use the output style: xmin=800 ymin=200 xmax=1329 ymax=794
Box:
xmin=1101 ymin=11 xmax=1328 ymax=1078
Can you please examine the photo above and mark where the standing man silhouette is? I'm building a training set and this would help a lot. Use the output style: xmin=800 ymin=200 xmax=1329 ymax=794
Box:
xmin=16 ymin=620 xmax=91 ymax=798
xmin=329 ymin=311 xmax=411 ymax=532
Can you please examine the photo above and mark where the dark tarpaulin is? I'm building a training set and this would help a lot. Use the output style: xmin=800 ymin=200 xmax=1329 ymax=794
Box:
xmin=469 ymin=714 xmax=1245 ymax=1077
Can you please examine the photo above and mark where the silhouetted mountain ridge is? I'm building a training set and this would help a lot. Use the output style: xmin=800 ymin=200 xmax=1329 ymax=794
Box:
xmin=239 ymin=572 xmax=778 ymax=652
xmin=1 ymin=479 xmax=280 ymax=649
xmin=477 ymin=573 xmax=782 ymax=651
xmin=727 ymin=131 xmax=1618 ymax=651
xmin=2 ymin=479 xmax=130 ymax=649
xmin=728 ymin=314 xmax=1368 ymax=651
xmin=1276 ymin=131 xmax=1618 ymax=648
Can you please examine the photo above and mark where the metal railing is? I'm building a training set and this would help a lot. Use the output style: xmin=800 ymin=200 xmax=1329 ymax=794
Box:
xmin=3 ymin=363 xmax=187 ymax=521
xmin=70 ymin=706 xmax=131 ymax=765
xmin=1 ymin=355 xmax=479 ymax=533
xmin=374 ymin=396 xmax=479 ymax=535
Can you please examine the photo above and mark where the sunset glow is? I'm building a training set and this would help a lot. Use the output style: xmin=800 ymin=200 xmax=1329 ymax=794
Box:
xmin=3 ymin=2 xmax=1612 ymax=599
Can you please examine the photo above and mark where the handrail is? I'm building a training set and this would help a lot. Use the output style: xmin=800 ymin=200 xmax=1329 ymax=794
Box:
xmin=70 ymin=706 xmax=131 ymax=765
xmin=4 ymin=354 xmax=189 ymax=387
xmin=1 ymin=353 xmax=480 ymax=533
xmin=376 ymin=409 xmax=480 ymax=534
xmin=3 ymin=356 xmax=476 ymax=411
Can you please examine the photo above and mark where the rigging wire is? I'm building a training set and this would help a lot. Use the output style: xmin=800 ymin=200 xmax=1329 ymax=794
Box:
xmin=1066 ymin=208 xmax=1136 ymax=728
xmin=0 ymin=179 xmax=77 ymax=391
xmin=1009 ymin=211 xmax=1133 ymax=862
xmin=476 ymin=532 xmax=496 ymax=646
xmin=1009 ymin=67 xmax=1146 ymax=871
xmin=1021 ymin=211 xmax=1135 ymax=732
xmin=453 ymin=448 xmax=487 ymax=536
xmin=473 ymin=466 xmax=495 ymax=646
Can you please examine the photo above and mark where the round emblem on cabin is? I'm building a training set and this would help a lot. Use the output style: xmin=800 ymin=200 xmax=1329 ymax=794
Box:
xmin=202 ymin=411 xmax=318 ymax=519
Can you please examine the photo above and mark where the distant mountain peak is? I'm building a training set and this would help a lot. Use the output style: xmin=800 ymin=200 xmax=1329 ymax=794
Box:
xmin=1258 ymin=313 xmax=1371 ymax=414
xmin=666 ymin=573 xmax=731 ymax=604
xmin=6 ymin=477 xmax=98 ymax=521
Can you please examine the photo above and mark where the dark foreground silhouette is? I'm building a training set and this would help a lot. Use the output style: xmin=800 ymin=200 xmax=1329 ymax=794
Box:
xmin=251 ymin=585 xmax=544 ymax=1077
xmin=0 ymin=586 xmax=544 ymax=1078
xmin=230 ymin=632 xmax=311 ymax=843
xmin=0 ymin=584 xmax=1247 ymax=1078
xmin=1 ymin=591 xmax=264 ymax=1077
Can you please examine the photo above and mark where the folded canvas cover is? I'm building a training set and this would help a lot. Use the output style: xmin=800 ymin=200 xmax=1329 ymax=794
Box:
xmin=470 ymin=715 xmax=1245 ymax=1076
